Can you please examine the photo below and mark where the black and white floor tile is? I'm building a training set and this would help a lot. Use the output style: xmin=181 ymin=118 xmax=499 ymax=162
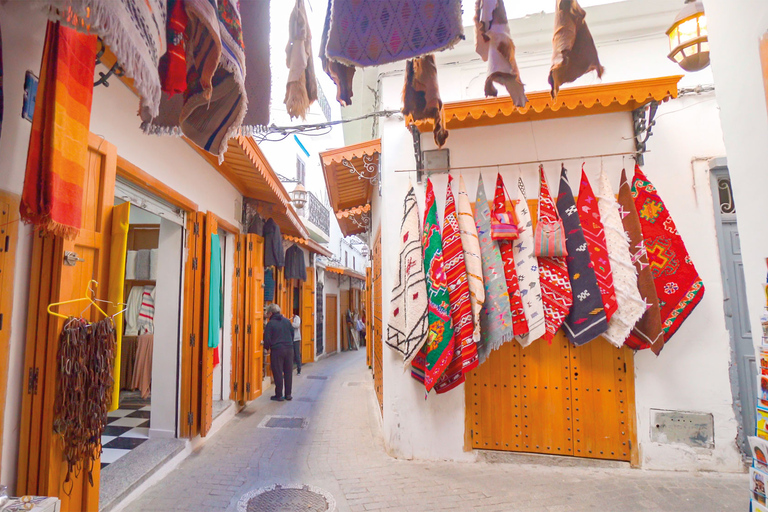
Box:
xmin=101 ymin=404 xmax=151 ymax=469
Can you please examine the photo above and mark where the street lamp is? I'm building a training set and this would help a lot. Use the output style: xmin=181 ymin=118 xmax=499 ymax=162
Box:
xmin=291 ymin=183 xmax=308 ymax=210
xmin=667 ymin=0 xmax=709 ymax=72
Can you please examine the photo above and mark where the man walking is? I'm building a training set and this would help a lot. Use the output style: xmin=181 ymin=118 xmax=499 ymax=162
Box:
xmin=292 ymin=308 xmax=302 ymax=375
xmin=264 ymin=304 xmax=294 ymax=401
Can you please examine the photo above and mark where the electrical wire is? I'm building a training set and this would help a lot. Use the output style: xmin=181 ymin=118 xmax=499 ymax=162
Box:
xmin=254 ymin=109 xmax=402 ymax=143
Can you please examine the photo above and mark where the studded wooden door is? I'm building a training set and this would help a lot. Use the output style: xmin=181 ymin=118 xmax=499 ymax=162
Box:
xmin=301 ymin=267 xmax=315 ymax=364
xmin=245 ymin=234 xmax=264 ymax=401
xmin=372 ymin=228 xmax=383 ymax=415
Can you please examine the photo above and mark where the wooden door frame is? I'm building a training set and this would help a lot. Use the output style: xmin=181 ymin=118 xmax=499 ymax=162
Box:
xmin=325 ymin=294 xmax=338 ymax=354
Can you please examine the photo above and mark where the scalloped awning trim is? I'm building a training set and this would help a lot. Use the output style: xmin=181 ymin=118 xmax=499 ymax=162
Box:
xmin=320 ymin=139 xmax=382 ymax=166
xmin=336 ymin=204 xmax=371 ymax=219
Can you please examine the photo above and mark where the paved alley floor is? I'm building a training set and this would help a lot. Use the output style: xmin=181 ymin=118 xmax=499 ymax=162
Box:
xmin=124 ymin=350 xmax=748 ymax=512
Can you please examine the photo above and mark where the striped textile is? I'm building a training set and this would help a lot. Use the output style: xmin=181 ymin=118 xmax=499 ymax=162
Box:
xmin=596 ymin=170 xmax=645 ymax=347
xmin=137 ymin=287 xmax=156 ymax=335
xmin=632 ymin=166 xmax=705 ymax=353
xmin=557 ymin=168 xmax=607 ymax=345
xmin=411 ymin=179 xmax=455 ymax=393
xmin=434 ymin=176 xmax=479 ymax=394
xmin=475 ymin=174 xmax=515 ymax=362
xmin=619 ymin=169 xmax=663 ymax=351
xmin=513 ymin=173 xmax=547 ymax=346
xmin=493 ymin=173 xmax=528 ymax=336
xmin=457 ymin=176 xmax=486 ymax=343
xmin=537 ymin=167 xmax=573 ymax=341
xmin=20 ymin=22 xmax=96 ymax=239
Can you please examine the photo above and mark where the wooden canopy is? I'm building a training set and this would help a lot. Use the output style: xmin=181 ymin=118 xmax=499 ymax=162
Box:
xmin=283 ymin=234 xmax=333 ymax=258
xmin=195 ymin=136 xmax=308 ymax=238
xmin=413 ymin=76 xmax=683 ymax=132
xmin=336 ymin=204 xmax=371 ymax=238
xmin=325 ymin=265 xmax=366 ymax=282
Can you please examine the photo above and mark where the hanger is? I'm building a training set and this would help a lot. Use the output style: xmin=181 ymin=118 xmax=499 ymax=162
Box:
xmin=48 ymin=280 xmax=110 ymax=320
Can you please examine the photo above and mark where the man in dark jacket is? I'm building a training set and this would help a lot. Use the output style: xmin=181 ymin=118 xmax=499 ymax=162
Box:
xmin=263 ymin=304 xmax=294 ymax=401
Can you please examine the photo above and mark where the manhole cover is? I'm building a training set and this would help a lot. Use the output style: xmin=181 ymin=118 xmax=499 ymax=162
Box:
xmin=237 ymin=484 xmax=336 ymax=512
xmin=306 ymin=375 xmax=328 ymax=380
xmin=258 ymin=415 xmax=308 ymax=430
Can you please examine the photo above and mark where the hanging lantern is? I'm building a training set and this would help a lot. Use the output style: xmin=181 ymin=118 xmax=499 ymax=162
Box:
xmin=667 ymin=0 xmax=709 ymax=72
xmin=291 ymin=183 xmax=308 ymax=210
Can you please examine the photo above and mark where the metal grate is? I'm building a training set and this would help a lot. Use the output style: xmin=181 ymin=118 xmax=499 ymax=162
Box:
xmin=258 ymin=415 xmax=309 ymax=430
xmin=237 ymin=484 xmax=336 ymax=512
xmin=306 ymin=375 xmax=328 ymax=380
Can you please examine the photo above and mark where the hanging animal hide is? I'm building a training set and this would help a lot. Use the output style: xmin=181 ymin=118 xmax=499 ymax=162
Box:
xmin=475 ymin=0 xmax=527 ymax=107
xmin=403 ymin=55 xmax=449 ymax=147
xmin=285 ymin=0 xmax=318 ymax=120
xmin=320 ymin=0 xmax=355 ymax=106
xmin=549 ymin=0 xmax=604 ymax=98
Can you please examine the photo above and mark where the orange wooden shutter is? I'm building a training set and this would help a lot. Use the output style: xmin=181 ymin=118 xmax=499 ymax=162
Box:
xmin=301 ymin=267 xmax=315 ymax=364
xmin=231 ymin=234 xmax=246 ymax=403
xmin=199 ymin=213 xmax=218 ymax=437
xmin=245 ymin=234 xmax=264 ymax=401
xmin=365 ymin=267 xmax=372 ymax=368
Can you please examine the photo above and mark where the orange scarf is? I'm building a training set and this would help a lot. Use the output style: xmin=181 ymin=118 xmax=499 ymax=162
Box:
xmin=20 ymin=22 xmax=96 ymax=239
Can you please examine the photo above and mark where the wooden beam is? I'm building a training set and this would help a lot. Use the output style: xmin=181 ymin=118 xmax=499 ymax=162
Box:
xmin=209 ymin=212 xmax=241 ymax=235
xmin=116 ymin=156 xmax=198 ymax=213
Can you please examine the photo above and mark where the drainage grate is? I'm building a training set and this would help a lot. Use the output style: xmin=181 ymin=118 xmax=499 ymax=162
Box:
xmin=306 ymin=375 xmax=328 ymax=380
xmin=258 ymin=415 xmax=309 ymax=430
xmin=237 ymin=484 xmax=336 ymax=512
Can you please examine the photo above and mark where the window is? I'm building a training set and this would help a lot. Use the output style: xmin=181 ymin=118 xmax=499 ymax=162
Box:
xmin=345 ymin=251 xmax=348 ymax=267
xmin=353 ymin=256 xmax=356 ymax=269
xmin=296 ymin=156 xmax=306 ymax=186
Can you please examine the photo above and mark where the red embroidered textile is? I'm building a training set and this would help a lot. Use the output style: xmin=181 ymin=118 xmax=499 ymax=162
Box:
xmin=434 ymin=176 xmax=479 ymax=393
xmin=493 ymin=173 xmax=528 ymax=336
xmin=159 ymin=0 xmax=188 ymax=96
xmin=537 ymin=167 xmax=573 ymax=341
xmin=577 ymin=168 xmax=617 ymax=321
xmin=632 ymin=166 xmax=705 ymax=353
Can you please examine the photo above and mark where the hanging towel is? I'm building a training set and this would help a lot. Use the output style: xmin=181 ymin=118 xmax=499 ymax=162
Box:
xmin=20 ymin=22 xmax=96 ymax=239
xmin=632 ymin=166 xmax=705 ymax=353
xmin=137 ymin=286 xmax=156 ymax=335
xmin=124 ymin=286 xmax=145 ymax=337
xmin=208 ymin=234 xmax=222 ymax=349
xmin=513 ymin=173 xmax=547 ymax=346
xmin=386 ymin=187 xmax=429 ymax=367
xmin=135 ymin=249 xmax=151 ymax=280
xmin=149 ymin=249 xmax=159 ymax=281
xmin=557 ymin=168 xmax=607 ymax=345
xmin=403 ymin=56 xmax=449 ymax=148
xmin=457 ymin=176 xmax=486 ymax=343
xmin=411 ymin=179 xmax=455 ymax=392
xmin=325 ymin=0 xmax=464 ymax=68
xmin=619 ymin=169 xmax=663 ymax=352
xmin=158 ymin=0 xmax=188 ymax=96
xmin=537 ymin=167 xmax=573 ymax=341
xmin=474 ymin=0 xmax=527 ymax=107
xmin=475 ymin=174 xmax=515 ymax=362
xmin=434 ymin=176 xmax=479 ymax=394
xmin=493 ymin=174 xmax=528 ymax=336
xmin=43 ymin=0 xmax=166 ymax=118
xmin=596 ymin=170 xmax=645 ymax=347
xmin=319 ymin=0 xmax=355 ymax=106
xmin=548 ymin=0 xmax=604 ymax=98
xmin=285 ymin=244 xmax=308 ymax=281
xmin=264 ymin=267 xmax=275 ymax=303
xmin=125 ymin=251 xmax=138 ymax=281
xmin=285 ymin=0 xmax=318 ymax=120
xmin=577 ymin=168 xmax=617 ymax=321
xmin=264 ymin=218 xmax=286 ymax=268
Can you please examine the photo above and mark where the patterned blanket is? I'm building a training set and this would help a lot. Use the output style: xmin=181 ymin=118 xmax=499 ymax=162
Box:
xmin=457 ymin=176 xmax=486 ymax=343
xmin=387 ymin=187 xmax=429 ymax=367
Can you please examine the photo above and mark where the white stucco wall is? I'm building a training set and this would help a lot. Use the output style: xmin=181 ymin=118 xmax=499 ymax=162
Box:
xmin=372 ymin=3 xmax=743 ymax=471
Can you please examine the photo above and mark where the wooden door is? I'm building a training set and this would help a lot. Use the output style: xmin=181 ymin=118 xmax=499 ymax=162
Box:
xmin=245 ymin=234 xmax=264 ymax=401
xmin=106 ymin=202 xmax=130 ymax=412
xmin=199 ymin=214 xmax=217 ymax=437
xmin=340 ymin=291 xmax=349 ymax=351
xmin=325 ymin=294 xmax=338 ymax=354
xmin=301 ymin=267 xmax=315 ymax=364
xmin=231 ymin=234 xmax=247 ymax=403
xmin=17 ymin=134 xmax=117 ymax=511
xmin=365 ymin=267 xmax=372 ymax=368
xmin=372 ymin=228 xmax=383 ymax=415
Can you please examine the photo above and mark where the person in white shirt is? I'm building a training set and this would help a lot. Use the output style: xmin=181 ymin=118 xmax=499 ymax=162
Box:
xmin=292 ymin=310 xmax=302 ymax=375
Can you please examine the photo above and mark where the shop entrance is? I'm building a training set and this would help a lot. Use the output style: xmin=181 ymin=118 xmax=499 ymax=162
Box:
xmin=325 ymin=294 xmax=338 ymax=354
xmin=466 ymin=334 xmax=636 ymax=462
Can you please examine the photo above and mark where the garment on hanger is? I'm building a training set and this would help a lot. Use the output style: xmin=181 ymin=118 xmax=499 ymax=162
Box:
xmin=537 ymin=167 xmax=573 ymax=341
xmin=493 ymin=173 xmax=528 ymax=336
xmin=475 ymin=174 xmax=515 ymax=362
xmin=457 ymin=175 xmax=486 ymax=343
xmin=596 ymin=170 xmax=645 ymax=347
xmin=403 ymin=56 xmax=449 ymax=147
xmin=577 ymin=169 xmax=617 ymax=322
xmin=124 ymin=286 xmax=145 ymax=336
xmin=137 ymin=286 xmax=156 ymax=335
xmin=513 ymin=173 xmax=547 ymax=346
xmin=548 ymin=0 xmax=604 ymax=98
xmin=263 ymin=218 xmax=286 ymax=268
xmin=264 ymin=267 xmax=276 ymax=302
xmin=619 ymin=169 xmax=663 ymax=352
xmin=632 ymin=166 xmax=705 ymax=353
xmin=474 ymin=0 xmax=527 ymax=106
xmin=411 ymin=179 xmax=455 ymax=393
xmin=319 ymin=0 xmax=355 ymax=106
xmin=285 ymin=244 xmax=308 ymax=281
xmin=433 ymin=176 xmax=478 ymax=394
xmin=208 ymin=234 xmax=222 ymax=349
xmin=386 ymin=187 xmax=429 ymax=367
xmin=132 ymin=333 xmax=154 ymax=399
xmin=557 ymin=168 xmax=607 ymax=345
xmin=285 ymin=0 xmax=317 ymax=120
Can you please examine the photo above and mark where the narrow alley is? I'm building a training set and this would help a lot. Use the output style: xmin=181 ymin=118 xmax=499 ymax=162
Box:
xmin=122 ymin=351 xmax=747 ymax=512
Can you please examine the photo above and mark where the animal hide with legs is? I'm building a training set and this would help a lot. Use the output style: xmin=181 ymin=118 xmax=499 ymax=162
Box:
xmin=403 ymin=55 xmax=449 ymax=147
xmin=549 ymin=0 xmax=604 ymax=98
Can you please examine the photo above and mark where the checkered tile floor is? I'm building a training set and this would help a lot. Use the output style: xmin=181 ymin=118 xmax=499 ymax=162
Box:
xmin=101 ymin=404 xmax=151 ymax=469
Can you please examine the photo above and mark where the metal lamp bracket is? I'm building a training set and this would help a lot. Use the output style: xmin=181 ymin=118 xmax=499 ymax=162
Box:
xmin=632 ymin=101 xmax=659 ymax=166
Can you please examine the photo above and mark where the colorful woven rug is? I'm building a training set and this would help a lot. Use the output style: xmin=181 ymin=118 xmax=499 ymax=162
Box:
xmin=475 ymin=174 xmax=515 ymax=362
xmin=596 ymin=170 xmax=645 ymax=347
xmin=386 ymin=187 xmax=429 ymax=367
xmin=632 ymin=166 xmax=705 ymax=352
xmin=577 ymin=168 xmax=617 ymax=321
xmin=493 ymin=173 xmax=528 ymax=336
xmin=158 ymin=0 xmax=188 ymax=96
xmin=434 ymin=176 xmax=479 ymax=393
xmin=325 ymin=0 xmax=464 ymax=67
xmin=411 ymin=180 xmax=455 ymax=392
xmin=537 ymin=167 xmax=573 ymax=342
xmin=457 ymin=175 xmax=486 ymax=343
xmin=557 ymin=168 xmax=607 ymax=345
xmin=20 ymin=22 xmax=97 ymax=239
xmin=514 ymin=173 xmax=546 ymax=346
xmin=618 ymin=169 xmax=663 ymax=352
